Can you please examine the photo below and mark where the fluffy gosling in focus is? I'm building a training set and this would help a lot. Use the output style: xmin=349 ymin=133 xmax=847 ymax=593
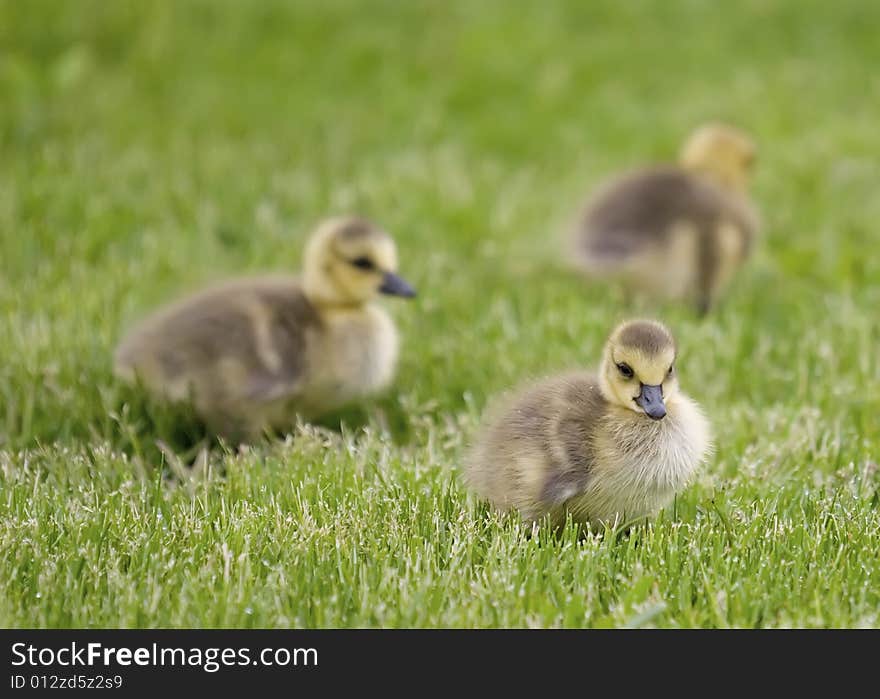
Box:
xmin=464 ymin=320 xmax=711 ymax=529
xmin=572 ymin=123 xmax=760 ymax=315
xmin=114 ymin=216 xmax=416 ymax=442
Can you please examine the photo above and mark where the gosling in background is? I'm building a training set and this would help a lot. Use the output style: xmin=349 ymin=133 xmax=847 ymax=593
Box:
xmin=464 ymin=320 xmax=711 ymax=529
xmin=114 ymin=216 xmax=416 ymax=442
xmin=571 ymin=123 xmax=760 ymax=315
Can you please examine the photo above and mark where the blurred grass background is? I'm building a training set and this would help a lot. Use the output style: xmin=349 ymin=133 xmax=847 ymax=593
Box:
xmin=1 ymin=0 xmax=879 ymax=627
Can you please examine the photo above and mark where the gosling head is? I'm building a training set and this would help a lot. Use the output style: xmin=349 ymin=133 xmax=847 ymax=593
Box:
xmin=679 ymin=122 xmax=756 ymax=192
xmin=599 ymin=320 xmax=679 ymax=421
xmin=302 ymin=216 xmax=416 ymax=306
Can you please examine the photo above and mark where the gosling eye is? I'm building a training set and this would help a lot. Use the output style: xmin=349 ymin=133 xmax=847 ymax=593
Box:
xmin=616 ymin=362 xmax=634 ymax=380
xmin=350 ymin=256 xmax=375 ymax=271
xmin=667 ymin=364 xmax=675 ymax=378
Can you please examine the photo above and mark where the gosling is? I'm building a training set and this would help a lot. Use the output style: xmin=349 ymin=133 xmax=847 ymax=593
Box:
xmin=464 ymin=320 xmax=711 ymax=529
xmin=571 ymin=123 xmax=760 ymax=315
xmin=114 ymin=216 xmax=416 ymax=442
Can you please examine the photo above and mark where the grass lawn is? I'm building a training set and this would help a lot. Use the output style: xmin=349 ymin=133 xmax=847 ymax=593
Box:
xmin=1 ymin=0 xmax=879 ymax=628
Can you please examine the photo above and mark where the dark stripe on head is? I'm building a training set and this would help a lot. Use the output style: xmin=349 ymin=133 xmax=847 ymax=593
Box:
xmin=615 ymin=320 xmax=676 ymax=356
xmin=336 ymin=217 xmax=380 ymax=241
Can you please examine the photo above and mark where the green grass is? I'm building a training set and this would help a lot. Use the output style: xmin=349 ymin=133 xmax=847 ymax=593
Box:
xmin=2 ymin=0 xmax=879 ymax=628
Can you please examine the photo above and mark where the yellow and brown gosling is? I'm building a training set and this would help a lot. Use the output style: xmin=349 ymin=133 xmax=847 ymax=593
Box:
xmin=571 ymin=123 xmax=760 ymax=315
xmin=114 ymin=216 xmax=416 ymax=442
xmin=464 ymin=320 xmax=711 ymax=529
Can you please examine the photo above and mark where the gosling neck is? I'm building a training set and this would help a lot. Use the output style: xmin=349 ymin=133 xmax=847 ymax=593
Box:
xmin=304 ymin=289 xmax=372 ymax=312
xmin=302 ymin=269 xmax=372 ymax=311
xmin=684 ymin=164 xmax=749 ymax=194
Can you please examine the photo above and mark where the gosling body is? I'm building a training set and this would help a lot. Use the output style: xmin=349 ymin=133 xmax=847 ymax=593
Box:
xmin=465 ymin=321 xmax=711 ymax=528
xmin=572 ymin=124 xmax=760 ymax=314
xmin=114 ymin=217 xmax=415 ymax=441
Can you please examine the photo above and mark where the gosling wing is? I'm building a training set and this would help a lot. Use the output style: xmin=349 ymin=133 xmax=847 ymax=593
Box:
xmin=116 ymin=277 xmax=321 ymax=406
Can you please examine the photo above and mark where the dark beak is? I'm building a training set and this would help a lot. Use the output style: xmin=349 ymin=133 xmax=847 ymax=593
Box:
xmin=378 ymin=272 xmax=416 ymax=298
xmin=635 ymin=384 xmax=666 ymax=421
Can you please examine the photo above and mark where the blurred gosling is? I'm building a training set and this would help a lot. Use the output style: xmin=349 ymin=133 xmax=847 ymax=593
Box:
xmin=571 ymin=123 xmax=760 ymax=315
xmin=114 ymin=216 xmax=416 ymax=442
xmin=464 ymin=320 xmax=711 ymax=529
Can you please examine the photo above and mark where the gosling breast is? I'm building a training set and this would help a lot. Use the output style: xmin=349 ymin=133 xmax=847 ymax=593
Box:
xmin=464 ymin=371 xmax=711 ymax=528
xmin=114 ymin=275 xmax=399 ymax=440
xmin=573 ymin=167 xmax=759 ymax=313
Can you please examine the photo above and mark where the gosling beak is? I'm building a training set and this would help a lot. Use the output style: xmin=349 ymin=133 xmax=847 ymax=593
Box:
xmin=635 ymin=383 xmax=666 ymax=421
xmin=379 ymin=272 xmax=417 ymax=299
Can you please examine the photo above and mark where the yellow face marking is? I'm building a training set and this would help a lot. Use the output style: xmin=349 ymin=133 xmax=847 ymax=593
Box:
xmin=369 ymin=238 xmax=398 ymax=273
xmin=679 ymin=124 xmax=756 ymax=189
xmin=612 ymin=346 xmax=675 ymax=386
xmin=333 ymin=235 xmax=398 ymax=274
